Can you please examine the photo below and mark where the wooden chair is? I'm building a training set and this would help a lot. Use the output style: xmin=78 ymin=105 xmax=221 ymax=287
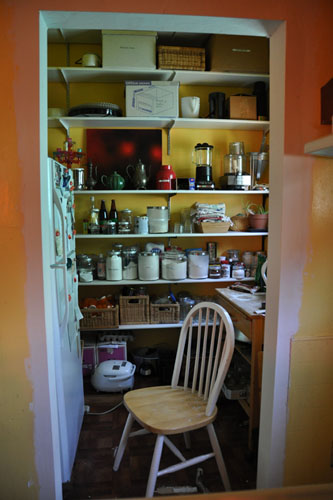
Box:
xmin=113 ymin=301 xmax=235 ymax=497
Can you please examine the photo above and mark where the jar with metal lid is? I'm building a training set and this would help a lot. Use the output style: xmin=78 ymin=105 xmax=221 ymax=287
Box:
xmin=106 ymin=250 xmax=122 ymax=281
xmin=118 ymin=221 xmax=131 ymax=235
xmin=120 ymin=208 xmax=133 ymax=230
xmin=105 ymin=220 xmax=117 ymax=234
xmin=147 ymin=206 xmax=169 ymax=233
xmin=232 ymin=262 xmax=246 ymax=280
xmin=113 ymin=243 xmax=123 ymax=252
xmin=208 ymin=260 xmax=221 ymax=278
xmin=77 ymin=255 xmax=94 ymax=283
xmin=187 ymin=250 xmax=209 ymax=279
xmin=161 ymin=252 xmax=187 ymax=280
xmin=227 ymin=249 xmax=240 ymax=262
xmin=122 ymin=247 xmax=138 ymax=280
xmin=138 ymin=252 xmax=159 ymax=281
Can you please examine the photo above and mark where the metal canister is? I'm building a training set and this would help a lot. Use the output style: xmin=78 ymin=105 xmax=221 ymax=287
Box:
xmin=72 ymin=167 xmax=85 ymax=190
xmin=134 ymin=215 xmax=149 ymax=234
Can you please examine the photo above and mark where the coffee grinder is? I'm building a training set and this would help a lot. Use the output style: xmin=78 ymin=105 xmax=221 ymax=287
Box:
xmin=220 ymin=141 xmax=251 ymax=190
xmin=192 ymin=143 xmax=215 ymax=190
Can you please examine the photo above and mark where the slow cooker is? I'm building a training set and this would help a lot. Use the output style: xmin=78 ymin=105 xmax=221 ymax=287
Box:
xmin=91 ymin=360 xmax=135 ymax=392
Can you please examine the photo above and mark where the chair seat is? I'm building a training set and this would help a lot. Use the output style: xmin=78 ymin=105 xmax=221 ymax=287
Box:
xmin=124 ymin=385 xmax=217 ymax=435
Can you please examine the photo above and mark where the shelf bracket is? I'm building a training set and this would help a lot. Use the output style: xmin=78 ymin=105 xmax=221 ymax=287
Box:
xmin=166 ymin=120 xmax=175 ymax=156
xmin=167 ymin=71 xmax=177 ymax=82
xmin=58 ymin=118 xmax=70 ymax=136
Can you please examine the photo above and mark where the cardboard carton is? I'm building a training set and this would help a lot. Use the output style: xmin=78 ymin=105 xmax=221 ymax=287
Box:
xmin=102 ymin=30 xmax=157 ymax=69
xmin=226 ymin=95 xmax=257 ymax=120
xmin=125 ymin=81 xmax=179 ymax=117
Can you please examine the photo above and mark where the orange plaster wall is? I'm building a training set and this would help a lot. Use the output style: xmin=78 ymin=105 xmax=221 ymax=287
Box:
xmin=1 ymin=0 xmax=333 ymax=497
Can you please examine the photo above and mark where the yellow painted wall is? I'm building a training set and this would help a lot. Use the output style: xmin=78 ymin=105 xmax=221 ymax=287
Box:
xmin=1 ymin=0 xmax=333 ymax=497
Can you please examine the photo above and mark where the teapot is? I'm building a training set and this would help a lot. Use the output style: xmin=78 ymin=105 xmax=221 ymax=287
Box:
xmin=101 ymin=171 xmax=125 ymax=190
xmin=126 ymin=159 xmax=150 ymax=190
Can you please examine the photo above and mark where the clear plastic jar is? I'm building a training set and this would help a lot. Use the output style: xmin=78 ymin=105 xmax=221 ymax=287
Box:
xmin=161 ymin=252 xmax=187 ymax=280
xmin=188 ymin=250 xmax=209 ymax=279
xmin=138 ymin=252 xmax=159 ymax=281
xmin=106 ymin=250 xmax=122 ymax=281
xmin=122 ymin=248 xmax=138 ymax=280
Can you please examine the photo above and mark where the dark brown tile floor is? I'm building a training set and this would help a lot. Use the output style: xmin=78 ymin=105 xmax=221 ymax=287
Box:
xmin=63 ymin=375 xmax=257 ymax=499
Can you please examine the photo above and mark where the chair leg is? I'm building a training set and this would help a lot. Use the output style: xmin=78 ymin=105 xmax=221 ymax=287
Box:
xmin=206 ymin=423 xmax=231 ymax=491
xmin=183 ymin=431 xmax=191 ymax=449
xmin=113 ymin=412 xmax=135 ymax=471
xmin=146 ymin=434 xmax=164 ymax=498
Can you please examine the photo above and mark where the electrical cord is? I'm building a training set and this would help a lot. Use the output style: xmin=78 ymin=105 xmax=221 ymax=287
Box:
xmin=86 ymin=399 xmax=123 ymax=416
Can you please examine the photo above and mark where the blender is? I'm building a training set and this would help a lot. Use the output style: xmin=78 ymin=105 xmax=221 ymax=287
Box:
xmin=192 ymin=142 xmax=215 ymax=190
xmin=220 ymin=141 xmax=251 ymax=190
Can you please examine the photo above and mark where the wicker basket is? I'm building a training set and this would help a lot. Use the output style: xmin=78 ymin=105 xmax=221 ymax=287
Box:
xmin=230 ymin=215 xmax=249 ymax=232
xmin=157 ymin=45 xmax=205 ymax=71
xmin=119 ymin=295 xmax=150 ymax=325
xmin=80 ymin=306 xmax=119 ymax=330
xmin=150 ymin=303 xmax=180 ymax=324
xmin=196 ymin=221 xmax=231 ymax=233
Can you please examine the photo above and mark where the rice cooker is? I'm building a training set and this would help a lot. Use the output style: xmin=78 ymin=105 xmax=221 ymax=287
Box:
xmin=91 ymin=360 xmax=135 ymax=392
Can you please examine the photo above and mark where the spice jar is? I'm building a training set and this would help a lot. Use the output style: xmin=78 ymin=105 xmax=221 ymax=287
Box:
xmin=188 ymin=250 xmax=209 ymax=279
xmin=106 ymin=250 xmax=122 ymax=281
xmin=138 ymin=252 xmax=159 ymax=281
xmin=161 ymin=251 xmax=187 ymax=280
xmin=122 ymin=247 xmax=138 ymax=280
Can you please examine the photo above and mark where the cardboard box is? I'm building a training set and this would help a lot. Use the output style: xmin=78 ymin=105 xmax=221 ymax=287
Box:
xmin=97 ymin=342 xmax=127 ymax=363
xmin=226 ymin=95 xmax=257 ymax=120
xmin=207 ymin=34 xmax=269 ymax=74
xmin=125 ymin=81 xmax=179 ymax=117
xmin=102 ymin=30 xmax=157 ymax=69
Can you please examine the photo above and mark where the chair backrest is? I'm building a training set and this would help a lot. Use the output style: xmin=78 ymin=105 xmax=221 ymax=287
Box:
xmin=171 ymin=301 xmax=235 ymax=417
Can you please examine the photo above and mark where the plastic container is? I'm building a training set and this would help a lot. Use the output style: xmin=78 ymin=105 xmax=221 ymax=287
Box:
xmin=147 ymin=206 xmax=169 ymax=233
xmin=187 ymin=250 xmax=209 ymax=279
xmin=138 ymin=252 xmax=159 ymax=280
xmin=106 ymin=251 xmax=122 ymax=281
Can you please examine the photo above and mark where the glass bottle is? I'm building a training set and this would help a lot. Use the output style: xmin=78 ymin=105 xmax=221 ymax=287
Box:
xmin=109 ymin=199 xmax=118 ymax=223
xmin=88 ymin=196 xmax=99 ymax=234
xmin=97 ymin=253 xmax=106 ymax=280
xmin=99 ymin=199 xmax=108 ymax=233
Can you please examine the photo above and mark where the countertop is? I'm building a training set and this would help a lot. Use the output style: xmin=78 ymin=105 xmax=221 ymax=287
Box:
xmin=216 ymin=288 xmax=266 ymax=318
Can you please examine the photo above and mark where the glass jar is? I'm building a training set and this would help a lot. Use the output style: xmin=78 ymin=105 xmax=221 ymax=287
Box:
xmin=221 ymin=259 xmax=231 ymax=278
xmin=106 ymin=250 xmax=122 ymax=281
xmin=77 ymin=255 xmax=94 ymax=282
xmin=187 ymin=250 xmax=209 ymax=279
xmin=122 ymin=247 xmax=138 ymax=280
xmin=242 ymin=251 xmax=253 ymax=267
xmin=105 ymin=220 xmax=117 ymax=234
xmin=208 ymin=260 xmax=221 ymax=278
xmin=138 ymin=252 xmax=159 ymax=281
xmin=232 ymin=261 xmax=246 ymax=279
xmin=120 ymin=208 xmax=133 ymax=229
xmin=161 ymin=252 xmax=187 ymax=280
xmin=227 ymin=249 xmax=240 ymax=262
xmin=118 ymin=221 xmax=131 ymax=234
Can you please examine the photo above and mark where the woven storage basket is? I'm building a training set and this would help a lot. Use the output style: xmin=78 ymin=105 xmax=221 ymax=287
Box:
xmin=197 ymin=221 xmax=230 ymax=233
xmin=120 ymin=295 xmax=150 ymax=325
xmin=230 ymin=215 xmax=249 ymax=232
xmin=157 ymin=45 xmax=205 ymax=71
xmin=80 ymin=306 xmax=119 ymax=330
xmin=150 ymin=303 xmax=180 ymax=324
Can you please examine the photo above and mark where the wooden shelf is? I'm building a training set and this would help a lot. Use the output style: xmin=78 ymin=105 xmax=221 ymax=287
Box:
xmin=304 ymin=133 xmax=333 ymax=157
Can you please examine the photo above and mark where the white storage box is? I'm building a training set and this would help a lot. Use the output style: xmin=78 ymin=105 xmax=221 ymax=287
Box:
xmin=102 ymin=30 xmax=157 ymax=69
xmin=125 ymin=81 xmax=179 ymax=117
xmin=91 ymin=360 xmax=135 ymax=392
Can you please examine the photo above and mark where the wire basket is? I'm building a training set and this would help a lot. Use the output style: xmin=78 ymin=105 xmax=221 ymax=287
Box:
xmin=150 ymin=303 xmax=180 ymax=324
xmin=80 ymin=306 xmax=119 ymax=330
xmin=157 ymin=45 xmax=205 ymax=71
xmin=119 ymin=295 xmax=150 ymax=325
xmin=230 ymin=215 xmax=249 ymax=232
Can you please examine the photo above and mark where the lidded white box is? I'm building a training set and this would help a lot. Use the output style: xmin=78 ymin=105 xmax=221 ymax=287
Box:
xmin=102 ymin=30 xmax=157 ymax=69
xmin=125 ymin=80 xmax=179 ymax=117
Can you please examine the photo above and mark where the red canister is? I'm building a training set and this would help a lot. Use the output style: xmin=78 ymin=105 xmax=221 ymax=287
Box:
xmin=155 ymin=164 xmax=176 ymax=190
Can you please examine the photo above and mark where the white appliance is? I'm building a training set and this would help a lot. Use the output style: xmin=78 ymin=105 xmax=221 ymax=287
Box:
xmin=46 ymin=158 xmax=85 ymax=482
xmin=91 ymin=360 xmax=135 ymax=392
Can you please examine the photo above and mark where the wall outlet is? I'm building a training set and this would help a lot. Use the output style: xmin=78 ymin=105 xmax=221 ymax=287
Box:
xmin=84 ymin=405 xmax=90 ymax=413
